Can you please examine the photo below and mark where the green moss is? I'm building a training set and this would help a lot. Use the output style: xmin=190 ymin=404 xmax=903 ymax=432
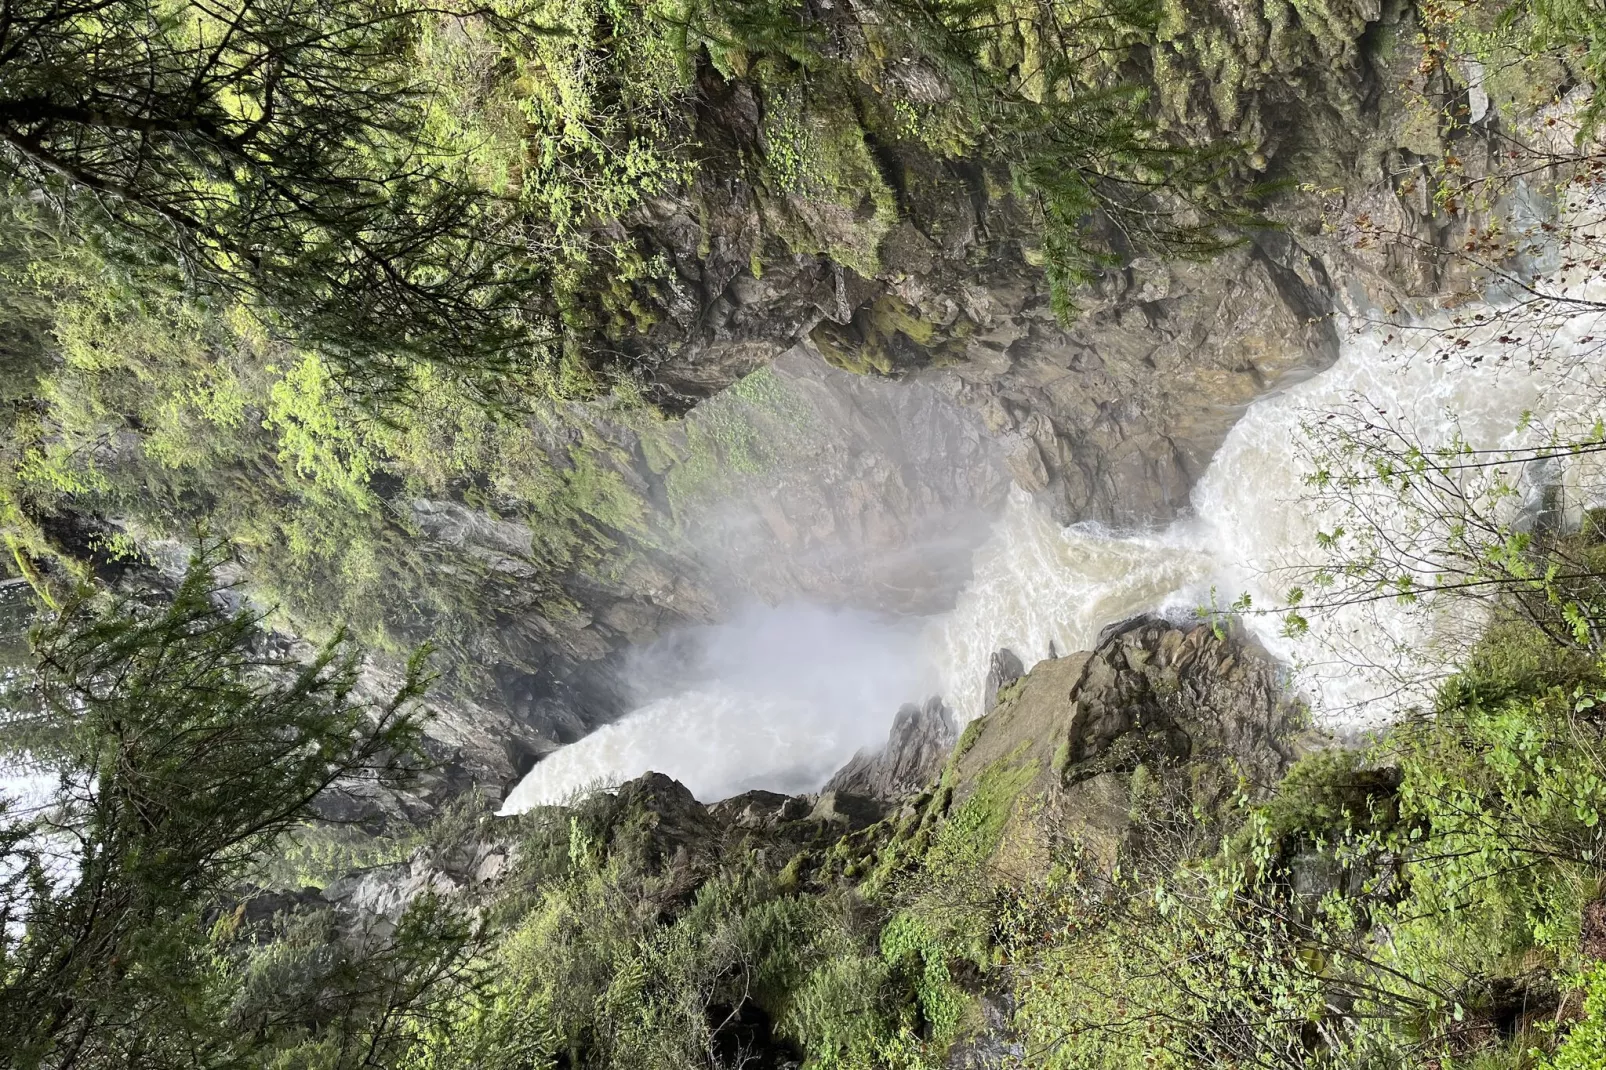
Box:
xmin=1214 ymin=749 xmax=1397 ymax=869
xmin=657 ymin=364 xmax=816 ymax=517
xmin=993 ymin=676 xmax=1027 ymax=710
xmin=952 ymin=718 xmax=986 ymax=763
xmin=6 ymin=264 xmax=677 ymax=687
xmin=751 ymin=65 xmax=897 ymax=277
xmin=810 ymin=321 xmax=896 ymax=376
xmin=924 ymin=747 xmax=1039 ymax=879
xmin=877 ymin=912 xmax=972 ymax=1044
xmin=1050 ymin=737 xmax=1071 ymax=777
xmin=811 ymin=294 xmax=973 ymax=377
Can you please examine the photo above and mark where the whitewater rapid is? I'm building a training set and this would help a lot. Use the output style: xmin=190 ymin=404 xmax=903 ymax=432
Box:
xmin=503 ymin=287 xmax=1606 ymax=813
xmin=932 ymin=315 xmax=1606 ymax=725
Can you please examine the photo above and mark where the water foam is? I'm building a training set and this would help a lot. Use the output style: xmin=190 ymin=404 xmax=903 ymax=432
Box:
xmin=942 ymin=316 xmax=1606 ymax=721
xmin=926 ymin=500 xmax=1211 ymax=721
xmin=505 ymin=246 xmax=1606 ymax=810
xmin=500 ymin=603 xmax=935 ymax=810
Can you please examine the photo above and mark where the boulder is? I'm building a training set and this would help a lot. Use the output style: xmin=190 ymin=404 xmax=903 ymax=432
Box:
xmin=824 ymin=696 xmax=957 ymax=801
xmin=983 ymin=648 xmax=1025 ymax=713
xmin=949 ymin=615 xmax=1320 ymax=865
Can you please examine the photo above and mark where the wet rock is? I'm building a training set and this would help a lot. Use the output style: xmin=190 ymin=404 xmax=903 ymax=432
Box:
xmin=806 ymin=789 xmax=888 ymax=829
xmin=588 ymin=772 xmax=726 ymax=877
xmin=951 ymin=614 xmax=1319 ymax=864
xmin=321 ymin=861 xmax=449 ymax=929
xmin=211 ymin=887 xmax=328 ymax=944
xmin=667 ymin=347 xmax=1013 ymax=615
xmin=983 ymin=649 xmax=1025 ymax=713
xmin=1059 ymin=615 xmax=1309 ymax=789
xmin=945 ymin=991 xmax=1024 ymax=1069
xmin=707 ymin=790 xmax=812 ymax=829
xmin=824 ymin=696 xmax=957 ymax=801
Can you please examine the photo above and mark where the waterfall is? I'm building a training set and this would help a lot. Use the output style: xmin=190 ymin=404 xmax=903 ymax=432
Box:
xmin=503 ymin=287 xmax=1606 ymax=813
xmin=925 ymin=495 xmax=1210 ymax=721
xmin=931 ymin=315 xmax=1606 ymax=733
xmin=502 ymin=603 xmax=938 ymax=809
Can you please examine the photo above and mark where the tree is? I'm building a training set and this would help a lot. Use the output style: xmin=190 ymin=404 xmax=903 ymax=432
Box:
xmin=0 ymin=554 xmax=469 ymax=1068
xmin=0 ymin=0 xmax=550 ymax=402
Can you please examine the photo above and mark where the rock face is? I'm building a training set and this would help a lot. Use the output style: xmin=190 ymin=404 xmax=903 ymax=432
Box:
xmin=888 ymin=233 xmax=1341 ymax=527
xmin=630 ymin=189 xmax=1345 ymax=529
xmin=950 ymin=614 xmax=1314 ymax=860
xmin=824 ymin=696 xmax=957 ymax=802
xmin=94 ymin=0 xmax=1537 ymax=813
xmin=662 ymin=349 xmax=1014 ymax=615
xmin=320 ymin=838 xmax=510 ymax=934
xmin=982 ymin=649 xmax=1025 ymax=714
xmin=1060 ymin=614 xmax=1306 ymax=791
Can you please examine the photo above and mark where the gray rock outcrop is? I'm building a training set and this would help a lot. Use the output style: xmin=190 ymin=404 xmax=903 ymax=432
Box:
xmin=949 ymin=615 xmax=1319 ymax=863
xmin=982 ymin=648 xmax=1025 ymax=714
xmin=824 ymin=696 xmax=957 ymax=801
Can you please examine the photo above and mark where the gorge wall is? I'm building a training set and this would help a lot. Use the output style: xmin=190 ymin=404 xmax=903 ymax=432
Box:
xmin=18 ymin=0 xmax=1579 ymax=812
xmin=396 ymin=0 xmax=1560 ymax=799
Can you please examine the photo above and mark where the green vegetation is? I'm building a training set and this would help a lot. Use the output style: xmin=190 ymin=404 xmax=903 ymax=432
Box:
xmin=652 ymin=364 xmax=817 ymax=517
xmin=0 ymin=0 xmax=1295 ymax=684
xmin=1016 ymin=618 xmax=1606 ymax=1067
xmin=0 ymin=0 xmax=552 ymax=404
xmin=17 ymin=541 xmax=1606 ymax=1067
xmin=410 ymin=837 xmax=916 ymax=1069
xmin=0 ymin=554 xmax=477 ymax=1070
xmin=0 ymin=249 xmax=655 ymax=676
xmin=4 ymin=0 xmax=1606 ymax=1068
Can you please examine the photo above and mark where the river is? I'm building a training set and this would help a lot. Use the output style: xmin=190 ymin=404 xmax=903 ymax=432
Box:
xmin=504 ymin=226 xmax=1606 ymax=812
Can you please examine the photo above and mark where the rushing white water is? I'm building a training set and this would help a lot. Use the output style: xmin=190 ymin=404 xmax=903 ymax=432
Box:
xmin=927 ymin=500 xmax=1212 ymax=721
xmin=504 ymin=227 xmax=1606 ymax=812
xmin=931 ymin=316 xmax=1606 ymax=731
xmin=501 ymin=603 xmax=936 ymax=810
